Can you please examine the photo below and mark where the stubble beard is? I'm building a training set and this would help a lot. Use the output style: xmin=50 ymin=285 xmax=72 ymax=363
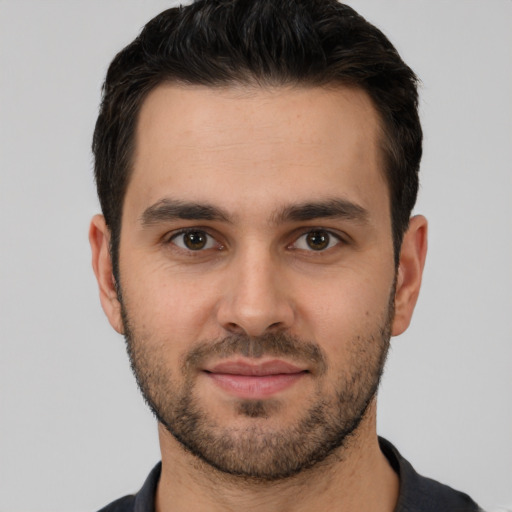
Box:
xmin=120 ymin=293 xmax=394 ymax=481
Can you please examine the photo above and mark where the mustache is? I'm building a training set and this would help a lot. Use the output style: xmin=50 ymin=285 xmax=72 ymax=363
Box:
xmin=183 ymin=332 xmax=327 ymax=375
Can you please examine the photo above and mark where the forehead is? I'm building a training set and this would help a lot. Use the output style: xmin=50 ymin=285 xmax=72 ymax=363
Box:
xmin=127 ymin=83 xmax=388 ymax=223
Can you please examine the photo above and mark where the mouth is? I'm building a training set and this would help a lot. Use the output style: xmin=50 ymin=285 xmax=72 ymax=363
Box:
xmin=203 ymin=359 xmax=309 ymax=399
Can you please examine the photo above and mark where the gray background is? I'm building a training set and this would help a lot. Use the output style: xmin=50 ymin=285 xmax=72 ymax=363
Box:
xmin=1 ymin=1 xmax=511 ymax=511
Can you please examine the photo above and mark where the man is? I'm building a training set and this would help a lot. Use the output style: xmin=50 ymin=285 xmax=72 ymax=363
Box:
xmin=89 ymin=1 xmax=481 ymax=511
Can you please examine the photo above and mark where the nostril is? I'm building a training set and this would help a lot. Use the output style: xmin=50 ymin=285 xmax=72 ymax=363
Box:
xmin=223 ymin=320 xmax=284 ymax=338
xmin=225 ymin=322 xmax=245 ymax=334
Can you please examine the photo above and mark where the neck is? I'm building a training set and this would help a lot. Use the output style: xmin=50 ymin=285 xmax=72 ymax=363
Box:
xmin=155 ymin=401 xmax=399 ymax=512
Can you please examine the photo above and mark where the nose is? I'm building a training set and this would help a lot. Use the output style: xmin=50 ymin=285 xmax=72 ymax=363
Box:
xmin=216 ymin=247 xmax=295 ymax=337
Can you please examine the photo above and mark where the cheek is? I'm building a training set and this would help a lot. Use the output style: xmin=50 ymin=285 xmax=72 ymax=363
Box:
xmin=119 ymin=255 xmax=222 ymax=345
xmin=297 ymin=271 xmax=393 ymax=355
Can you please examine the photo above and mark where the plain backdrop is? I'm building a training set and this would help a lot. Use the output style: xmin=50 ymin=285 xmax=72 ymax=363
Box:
xmin=1 ymin=1 xmax=511 ymax=511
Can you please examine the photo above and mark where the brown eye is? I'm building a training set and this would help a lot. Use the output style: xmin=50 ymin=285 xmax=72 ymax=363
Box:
xmin=305 ymin=231 xmax=330 ymax=251
xmin=291 ymin=229 xmax=341 ymax=252
xmin=171 ymin=230 xmax=217 ymax=251
xmin=184 ymin=231 xmax=207 ymax=250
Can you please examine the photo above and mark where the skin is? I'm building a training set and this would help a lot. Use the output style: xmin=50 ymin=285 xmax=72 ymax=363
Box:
xmin=90 ymin=84 xmax=427 ymax=512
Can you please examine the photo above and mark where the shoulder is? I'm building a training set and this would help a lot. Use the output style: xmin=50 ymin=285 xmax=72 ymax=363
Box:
xmin=379 ymin=438 xmax=481 ymax=512
xmin=402 ymin=472 xmax=481 ymax=512
xmin=97 ymin=495 xmax=135 ymax=512
xmin=96 ymin=462 xmax=161 ymax=512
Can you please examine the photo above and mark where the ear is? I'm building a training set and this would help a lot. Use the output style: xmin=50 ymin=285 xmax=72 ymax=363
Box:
xmin=392 ymin=215 xmax=428 ymax=336
xmin=89 ymin=214 xmax=124 ymax=334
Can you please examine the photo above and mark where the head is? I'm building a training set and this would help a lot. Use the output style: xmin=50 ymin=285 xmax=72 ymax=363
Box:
xmin=90 ymin=0 xmax=427 ymax=481
xmin=92 ymin=0 xmax=422 ymax=281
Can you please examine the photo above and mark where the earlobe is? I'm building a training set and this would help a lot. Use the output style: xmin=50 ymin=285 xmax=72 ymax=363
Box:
xmin=391 ymin=215 xmax=428 ymax=336
xmin=89 ymin=214 xmax=125 ymax=334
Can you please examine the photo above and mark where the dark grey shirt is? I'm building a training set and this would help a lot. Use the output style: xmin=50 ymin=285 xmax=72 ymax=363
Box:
xmin=98 ymin=438 xmax=481 ymax=512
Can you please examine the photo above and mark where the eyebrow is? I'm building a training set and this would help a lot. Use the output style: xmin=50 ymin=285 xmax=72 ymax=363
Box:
xmin=140 ymin=197 xmax=369 ymax=227
xmin=271 ymin=198 xmax=369 ymax=225
xmin=140 ymin=199 xmax=231 ymax=226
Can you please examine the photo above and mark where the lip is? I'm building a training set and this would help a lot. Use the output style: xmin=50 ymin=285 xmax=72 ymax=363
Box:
xmin=203 ymin=359 xmax=308 ymax=399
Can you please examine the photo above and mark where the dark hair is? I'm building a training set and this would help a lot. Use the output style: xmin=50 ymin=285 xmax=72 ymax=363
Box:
xmin=93 ymin=0 xmax=422 ymax=278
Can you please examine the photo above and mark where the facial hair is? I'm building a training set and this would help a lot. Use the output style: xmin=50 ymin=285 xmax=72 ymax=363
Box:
xmin=120 ymin=293 xmax=394 ymax=481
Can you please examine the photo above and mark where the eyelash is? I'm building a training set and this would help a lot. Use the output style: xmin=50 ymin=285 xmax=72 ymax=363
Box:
xmin=167 ymin=229 xmax=223 ymax=252
xmin=166 ymin=228 xmax=345 ymax=254
xmin=289 ymin=229 xmax=343 ymax=252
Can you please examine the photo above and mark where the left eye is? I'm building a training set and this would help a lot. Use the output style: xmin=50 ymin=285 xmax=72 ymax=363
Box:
xmin=292 ymin=230 xmax=341 ymax=251
xmin=170 ymin=230 xmax=219 ymax=251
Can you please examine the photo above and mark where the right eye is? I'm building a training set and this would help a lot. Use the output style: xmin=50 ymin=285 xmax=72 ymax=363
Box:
xmin=169 ymin=230 xmax=219 ymax=251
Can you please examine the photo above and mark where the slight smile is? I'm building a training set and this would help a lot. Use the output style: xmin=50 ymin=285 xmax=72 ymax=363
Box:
xmin=203 ymin=360 xmax=309 ymax=399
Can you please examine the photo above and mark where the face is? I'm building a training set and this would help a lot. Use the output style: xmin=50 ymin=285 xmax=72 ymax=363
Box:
xmin=110 ymin=84 xmax=399 ymax=479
